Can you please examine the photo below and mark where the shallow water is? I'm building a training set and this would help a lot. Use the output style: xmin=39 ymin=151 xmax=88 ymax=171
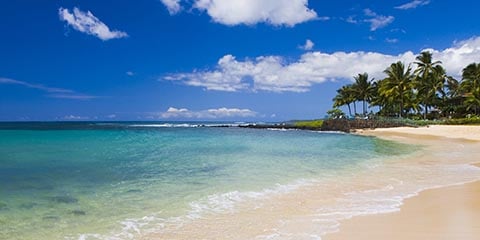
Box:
xmin=0 ymin=122 xmax=478 ymax=240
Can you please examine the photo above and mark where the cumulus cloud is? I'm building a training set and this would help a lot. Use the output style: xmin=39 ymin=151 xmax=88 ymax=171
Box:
xmin=395 ymin=0 xmax=430 ymax=10
xmin=160 ymin=0 xmax=182 ymax=14
xmin=164 ymin=55 xmax=254 ymax=91
xmin=363 ymin=9 xmax=394 ymax=31
xmin=164 ymin=36 xmax=480 ymax=92
xmin=193 ymin=0 xmax=317 ymax=26
xmin=59 ymin=7 xmax=128 ymax=41
xmin=0 ymin=77 xmax=98 ymax=100
xmin=299 ymin=39 xmax=315 ymax=50
xmin=62 ymin=115 xmax=90 ymax=120
xmin=159 ymin=107 xmax=257 ymax=119
xmin=429 ymin=37 xmax=480 ymax=77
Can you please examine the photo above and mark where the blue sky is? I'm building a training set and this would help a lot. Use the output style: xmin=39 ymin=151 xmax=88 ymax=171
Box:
xmin=1 ymin=0 xmax=480 ymax=121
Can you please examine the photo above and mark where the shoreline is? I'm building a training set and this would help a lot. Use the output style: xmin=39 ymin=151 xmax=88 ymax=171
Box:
xmin=325 ymin=176 xmax=480 ymax=240
xmin=142 ymin=125 xmax=480 ymax=239
xmin=325 ymin=125 xmax=480 ymax=240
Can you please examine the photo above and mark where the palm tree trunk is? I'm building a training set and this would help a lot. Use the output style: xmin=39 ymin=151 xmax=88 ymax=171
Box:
xmin=347 ymin=104 xmax=352 ymax=117
xmin=353 ymin=102 xmax=357 ymax=116
xmin=363 ymin=100 xmax=366 ymax=116
xmin=400 ymin=96 xmax=403 ymax=118
xmin=423 ymin=101 xmax=428 ymax=120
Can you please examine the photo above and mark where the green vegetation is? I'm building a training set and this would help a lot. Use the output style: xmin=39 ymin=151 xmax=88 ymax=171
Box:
xmin=293 ymin=119 xmax=324 ymax=129
xmin=332 ymin=51 xmax=480 ymax=123
xmin=326 ymin=108 xmax=346 ymax=119
xmin=444 ymin=116 xmax=480 ymax=125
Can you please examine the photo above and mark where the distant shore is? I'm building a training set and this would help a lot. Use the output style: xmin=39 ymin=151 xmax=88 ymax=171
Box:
xmin=325 ymin=125 xmax=480 ymax=240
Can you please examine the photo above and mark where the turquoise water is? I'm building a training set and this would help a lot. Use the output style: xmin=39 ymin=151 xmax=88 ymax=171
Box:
xmin=0 ymin=122 xmax=413 ymax=240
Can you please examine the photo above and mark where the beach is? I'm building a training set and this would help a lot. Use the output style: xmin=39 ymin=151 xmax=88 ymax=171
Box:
xmin=2 ymin=123 xmax=480 ymax=239
xmin=140 ymin=125 xmax=480 ymax=239
xmin=325 ymin=125 xmax=480 ymax=240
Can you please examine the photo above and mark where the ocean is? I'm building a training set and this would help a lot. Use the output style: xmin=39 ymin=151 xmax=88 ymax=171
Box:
xmin=1 ymin=122 xmax=479 ymax=240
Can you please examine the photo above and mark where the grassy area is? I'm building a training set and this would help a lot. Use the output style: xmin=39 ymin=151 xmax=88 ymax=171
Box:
xmin=402 ymin=116 xmax=480 ymax=126
xmin=444 ymin=116 xmax=480 ymax=125
xmin=380 ymin=117 xmax=480 ymax=126
xmin=293 ymin=119 xmax=324 ymax=129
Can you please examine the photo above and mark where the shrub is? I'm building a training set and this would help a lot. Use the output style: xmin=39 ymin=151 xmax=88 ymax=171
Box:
xmin=294 ymin=120 xmax=324 ymax=129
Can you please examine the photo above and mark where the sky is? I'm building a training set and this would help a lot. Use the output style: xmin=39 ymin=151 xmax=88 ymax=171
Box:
xmin=1 ymin=0 xmax=480 ymax=121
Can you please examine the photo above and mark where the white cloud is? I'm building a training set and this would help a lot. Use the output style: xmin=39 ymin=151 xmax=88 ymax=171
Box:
xmin=193 ymin=0 xmax=317 ymax=26
xmin=160 ymin=0 xmax=182 ymax=15
xmin=390 ymin=28 xmax=407 ymax=34
xmin=0 ymin=77 xmax=98 ymax=100
xmin=164 ymin=55 xmax=254 ymax=91
xmin=48 ymin=94 xmax=99 ymax=100
xmin=126 ymin=71 xmax=135 ymax=76
xmin=0 ymin=78 xmax=73 ymax=93
xmin=395 ymin=0 xmax=430 ymax=10
xmin=363 ymin=9 xmax=377 ymax=17
xmin=299 ymin=39 xmax=315 ymax=51
xmin=429 ymin=37 xmax=480 ymax=77
xmin=62 ymin=115 xmax=90 ymax=120
xmin=107 ymin=114 xmax=117 ymax=119
xmin=386 ymin=38 xmax=399 ymax=43
xmin=159 ymin=107 xmax=257 ymax=119
xmin=164 ymin=36 xmax=480 ymax=92
xmin=59 ymin=7 xmax=128 ymax=41
xmin=318 ymin=16 xmax=331 ymax=21
xmin=363 ymin=9 xmax=394 ymax=31
xmin=345 ymin=16 xmax=358 ymax=24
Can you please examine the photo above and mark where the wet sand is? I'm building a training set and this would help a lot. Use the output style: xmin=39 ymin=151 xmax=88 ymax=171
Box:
xmin=326 ymin=126 xmax=480 ymax=240
xmin=325 ymin=174 xmax=480 ymax=240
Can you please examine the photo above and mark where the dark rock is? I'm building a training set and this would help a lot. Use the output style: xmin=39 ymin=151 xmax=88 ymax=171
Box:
xmin=19 ymin=202 xmax=37 ymax=209
xmin=71 ymin=210 xmax=86 ymax=216
xmin=49 ymin=196 xmax=78 ymax=204
xmin=43 ymin=215 xmax=60 ymax=221
xmin=321 ymin=119 xmax=351 ymax=132
xmin=126 ymin=189 xmax=142 ymax=193
xmin=239 ymin=123 xmax=302 ymax=130
xmin=240 ymin=119 xmax=412 ymax=133
xmin=321 ymin=119 xmax=411 ymax=132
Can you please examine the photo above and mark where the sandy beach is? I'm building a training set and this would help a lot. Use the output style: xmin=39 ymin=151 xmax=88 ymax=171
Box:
xmin=354 ymin=125 xmax=480 ymax=142
xmin=325 ymin=125 xmax=480 ymax=240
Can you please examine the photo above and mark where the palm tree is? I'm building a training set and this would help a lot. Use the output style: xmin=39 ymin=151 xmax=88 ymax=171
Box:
xmin=352 ymin=73 xmax=375 ymax=116
xmin=442 ymin=76 xmax=460 ymax=117
xmin=369 ymin=80 xmax=382 ymax=111
xmin=333 ymin=85 xmax=354 ymax=117
xmin=380 ymin=61 xmax=414 ymax=118
xmin=430 ymin=65 xmax=449 ymax=116
xmin=461 ymin=63 xmax=480 ymax=115
xmin=414 ymin=51 xmax=443 ymax=119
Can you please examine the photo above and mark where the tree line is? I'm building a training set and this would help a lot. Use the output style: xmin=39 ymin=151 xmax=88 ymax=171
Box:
xmin=332 ymin=51 xmax=480 ymax=120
